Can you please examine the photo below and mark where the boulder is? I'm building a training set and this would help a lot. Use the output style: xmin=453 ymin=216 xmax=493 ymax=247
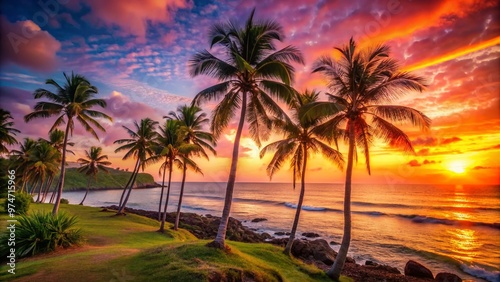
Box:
xmin=435 ymin=272 xmax=462 ymax=282
xmin=274 ymin=231 xmax=286 ymax=236
xmin=291 ymin=239 xmax=337 ymax=265
xmin=302 ymin=232 xmax=320 ymax=238
xmin=267 ymin=237 xmax=289 ymax=247
xmin=251 ymin=218 xmax=267 ymax=223
xmin=404 ymin=260 xmax=434 ymax=279
xmin=329 ymin=241 xmax=340 ymax=245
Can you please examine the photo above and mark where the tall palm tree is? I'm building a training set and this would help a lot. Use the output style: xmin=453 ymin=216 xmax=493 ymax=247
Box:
xmin=28 ymin=141 xmax=61 ymax=202
xmin=309 ymin=38 xmax=431 ymax=280
xmin=114 ymin=118 xmax=158 ymax=215
xmin=166 ymin=105 xmax=215 ymax=231
xmin=260 ymin=90 xmax=344 ymax=255
xmin=189 ymin=9 xmax=304 ymax=249
xmin=24 ymin=72 xmax=112 ymax=215
xmin=77 ymin=146 xmax=111 ymax=205
xmin=0 ymin=109 xmax=20 ymax=155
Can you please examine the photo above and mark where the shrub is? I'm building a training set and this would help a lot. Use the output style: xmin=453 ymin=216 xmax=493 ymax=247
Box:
xmin=60 ymin=198 xmax=69 ymax=204
xmin=0 ymin=212 xmax=82 ymax=259
xmin=3 ymin=192 xmax=32 ymax=215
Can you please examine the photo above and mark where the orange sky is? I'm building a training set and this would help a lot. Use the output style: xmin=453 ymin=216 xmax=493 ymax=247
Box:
xmin=1 ymin=0 xmax=499 ymax=185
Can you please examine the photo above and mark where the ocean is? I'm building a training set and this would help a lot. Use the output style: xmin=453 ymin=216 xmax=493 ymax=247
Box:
xmin=59 ymin=182 xmax=500 ymax=282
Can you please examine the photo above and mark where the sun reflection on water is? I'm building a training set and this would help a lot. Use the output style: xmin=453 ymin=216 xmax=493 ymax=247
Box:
xmin=448 ymin=228 xmax=481 ymax=262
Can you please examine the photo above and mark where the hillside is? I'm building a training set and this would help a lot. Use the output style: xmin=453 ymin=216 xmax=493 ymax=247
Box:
xmin=58 ymin=167 xmax=158 ymax=191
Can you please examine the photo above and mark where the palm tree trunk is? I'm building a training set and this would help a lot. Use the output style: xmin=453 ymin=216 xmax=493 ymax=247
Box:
xmin=117 ymin=162 xmax=140 ymax=214
xmin=20 ymin=171 xmax=28 ymax=193
xmin=158 ymin=156 xmax=168 ymax=221
xmin=284 ymin=143 xmax=307 ymax=255
xmin=174 ymin=161 xmax=188 ymax=230
xmin=49 ymin=175 xmax=61 ymax=203
xmin=327 ymin=124 xmax=355 ymax=280
xmin=52 ymin=119 xmax=72 ymax=215
xmin=28 ymin=178 xmax=38 ymax=195
xmin=210 ymin=92 xmax=247 ymax=249
xmin=41 ymin=175 xmax=54 ymax=203
xmin=159 ymin=161 xmax=174 ymax=232
xmin=35 ymin=177 xmax=45 ymax=203
xmin=118 ymin=159 xmax=140 ymax=207
xmin=80 ymin=177 xmax=91 ymax=205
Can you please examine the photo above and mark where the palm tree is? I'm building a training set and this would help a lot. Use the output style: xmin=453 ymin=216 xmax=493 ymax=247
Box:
xmin=24 ymin=72 xmax=112 ymax=215
xmin=77 ymin=146 xmax=111 ymax=205
xmin=11 ymin=138 xmax=38 ymax=193
xmin=260 ymin=90 xmax=344 ymax=255
xmin=166 ymin=105 xmax=215 ymax=230
xmin=189 ymin=9 xmax=304 ymax=249
xmin=309 ymin=38 xmax=431 ymax=280
xmin=28 ymin=141 xmax=61 ymax=202
xmin=114 ymin=118 xmax=158 ymax=215
xmin=39 ymin=129 xmax=75 ymax=203
xmin=0 ymin=109 xmax=20 ymax=155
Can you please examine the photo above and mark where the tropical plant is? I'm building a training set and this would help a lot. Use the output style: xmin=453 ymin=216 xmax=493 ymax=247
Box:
xmin=114 ymin=118 xmax=158 ymax=215
xmin=309 ymin=38 xmax=431 ymax=280
xmin=11 ymin=138 xmax=38 ymax=193
xmin=0 ymin=211 xmax=82 ymax=258
xmin=24 ymin=72 xmax=111 ymax=215
xmin=166 ymin=105 xmax=215 ymax=230
xmin=28 ymin=141 xmax=61 ymax=203
xmin=189 ymin=9 xmax=304 ymax=249
xmin=77 ymin=146 xmax=111 ymax=205
xmin=260 ymin=90 xmax=344 ymax=255
xmin=0 ymin=109 xmax=20 ymax=155
xmin=3 ymin=191 xmax=33 ymax=215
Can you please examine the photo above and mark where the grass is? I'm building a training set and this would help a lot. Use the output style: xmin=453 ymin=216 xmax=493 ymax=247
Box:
xmin=44 ymin=167 xmax=157 ymax=191
xmin=0 ymin=203 xmax=352 ymax=281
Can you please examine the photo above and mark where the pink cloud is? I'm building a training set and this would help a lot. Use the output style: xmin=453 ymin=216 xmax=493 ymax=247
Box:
xmin=83 ymin=0 xmax=193 ymax=40
xmin=0 ymin=17 xmax=61 ymax=72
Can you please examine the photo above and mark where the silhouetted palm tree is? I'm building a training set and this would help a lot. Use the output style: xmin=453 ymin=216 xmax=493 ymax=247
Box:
xmin=309 ymin=38 xmax=431 ymax=280
xmin=0 ymin=109 xmax=20 ymax=155
xmin=114 ymin=118 xmax=158 ymax=215
xmin=189 ymin=9 xmax=304 ymax=249
xmin=166 ymin=105 xmax=215 ymax=230
xmin=24 ymin=72 xmax=111 ymax=215
xmin=77 ymin=146 xmax=111 ymax=205
xmin=260 ymin=90 xmax=344 ymax=255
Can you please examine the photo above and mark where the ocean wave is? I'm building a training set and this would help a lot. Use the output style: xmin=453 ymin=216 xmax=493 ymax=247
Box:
xmin=461 ymin=264 xmax=500 ymax=282
xmin=395 ymin=214 xmax=500 ymax=230
xmin=283 ymin=202 xmax=340 ymax=212
xmin=352 ymin=201 xmax=412 ymax=209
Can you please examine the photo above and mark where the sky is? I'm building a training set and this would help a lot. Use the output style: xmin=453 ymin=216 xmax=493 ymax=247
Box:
xmin=0 ymin=0 xmax=499 ymax=185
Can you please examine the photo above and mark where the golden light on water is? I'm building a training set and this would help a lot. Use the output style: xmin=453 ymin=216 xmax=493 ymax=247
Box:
xmin=448 ymin=228 xmax=481 ymax=262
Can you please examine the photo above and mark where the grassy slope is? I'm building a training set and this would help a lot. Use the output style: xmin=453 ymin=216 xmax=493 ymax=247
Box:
xmin=0 ymin=203 xmax=351 ymax=282
xmin=54 ymin=168 xmax=157 ymax=191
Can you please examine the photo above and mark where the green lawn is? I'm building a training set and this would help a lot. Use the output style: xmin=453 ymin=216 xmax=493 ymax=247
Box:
xmin=0 ymin=203 xmax=351 ymax=281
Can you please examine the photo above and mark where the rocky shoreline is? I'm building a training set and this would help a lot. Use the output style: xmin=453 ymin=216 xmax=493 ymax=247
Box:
xmin=102 ymin=206 xmax=463 ymax=282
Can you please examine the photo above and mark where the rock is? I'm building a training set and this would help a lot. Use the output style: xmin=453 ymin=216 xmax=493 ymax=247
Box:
xmin=261 ymin=232 xmax=272 ymax=240
xmin=329 ymin=241 xmax=340 ymax=245
xmin=274 ymin=231 xmax=286 ymax=236
xmin=251 ymin=218 xmax=267 ymax=223
xmin=267 ymin=238 xmax=289 ymax=247
xmin=435 ymin=272 xmax=462 ymax=282
xmin=404 ymin=260 xmax=434 ymax=279
xmin=365 ymin=260 xmax=375 ymax=266
xmin=291 ymin=239 xmax=337 ymax=265
xmin=302 ymin=232 xmax=320 ymax=238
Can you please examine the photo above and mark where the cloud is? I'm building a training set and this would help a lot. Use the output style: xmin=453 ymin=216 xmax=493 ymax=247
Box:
xmin=0 ymin=17 xmax=61 ymax=72
xmin=82 ymin=0 xmax=193 ymax=40
xmin=441 ymin=136 xmax=462 ymax=145
xmin=408 ymin=160 xmax=421 ymax=167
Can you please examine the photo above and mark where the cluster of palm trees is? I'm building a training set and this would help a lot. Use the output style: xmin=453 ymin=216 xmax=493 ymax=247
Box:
xmin=0 ymin=9 xmax=431 ymax=280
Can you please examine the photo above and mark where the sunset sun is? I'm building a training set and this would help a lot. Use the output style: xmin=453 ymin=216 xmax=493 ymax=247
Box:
xmin=448 ymin=160 xmax=467 ymax=174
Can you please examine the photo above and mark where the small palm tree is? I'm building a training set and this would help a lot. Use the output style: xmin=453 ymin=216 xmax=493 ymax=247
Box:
xmin=114 ymin=118 xmax=158 ymax=215
xmin=28 ymin=141 xmax=61 ymax=202
xmin=11 ymin=138 xmax=38 ymax=193
xmin=189 ymin=9 xmax=304 ymax=249
xmin=166 ymin=105 xmax=215 ymax=230
xmin=24 ymin=72 xmax=112 ymax=215
xmin=77 ymin=146 xmax=111 ymax=205
xmin=260 ymin=90 xmax=344 ymax=255
xmin=309 ymin=38 xmax=431 ymax=280
xmin=0 ymin=109 xmax=20 ymax=155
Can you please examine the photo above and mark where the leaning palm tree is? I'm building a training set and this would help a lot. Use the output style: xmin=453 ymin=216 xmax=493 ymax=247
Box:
xmin=77 ymin=146 xmax=111 ymax=205
xmin=260 ymin=90 xmax=344 ymax=255
xmin=11 ymin=138 xmax=38 ymax=193
xmin=0 ymin=109 xmax=20 ymax=155
xmin=28 ymin=141 xmax=61 ymax=203
xmin=166 ymin=105 xmax=215 ymax=231
xmin=309 ymin=38 xmax=431 ymax=280
xmin=189 ymin=9 xmax=304 ymax=249
xmin=24 ymin=72 xmax=112 ymax=215
xmin=114 ymin=118 xmax=158 ymax=215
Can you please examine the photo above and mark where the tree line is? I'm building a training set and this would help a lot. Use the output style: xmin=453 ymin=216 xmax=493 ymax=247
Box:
xmin=0 ymin=9 xmax=430 ymax=280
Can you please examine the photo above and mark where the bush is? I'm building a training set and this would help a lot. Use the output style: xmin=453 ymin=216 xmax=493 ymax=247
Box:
xmin=0 ymin=212 xmax=82 ymax=259
xmin=60 ymin=198 xmax=69 ymax=204
xmin=3 ymin=192 xmax=32 ymax=215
